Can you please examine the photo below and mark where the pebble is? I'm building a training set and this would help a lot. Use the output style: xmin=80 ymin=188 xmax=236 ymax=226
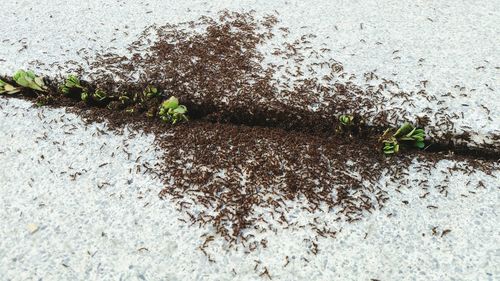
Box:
xmin=27 ymin=223 xmax=39 ymax=234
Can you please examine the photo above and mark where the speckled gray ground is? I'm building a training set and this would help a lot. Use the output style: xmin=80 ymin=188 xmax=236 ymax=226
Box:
xmin=0 ymin=1 xmax=499 ymax=280
xmin=0 ymin=98 xmax=498 ymax=280
xmin=1 ymin=0 xmax=499 ymax=147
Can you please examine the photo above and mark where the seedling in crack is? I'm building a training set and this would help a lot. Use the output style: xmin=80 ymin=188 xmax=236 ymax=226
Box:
xmin=0 ymin=79 xmax=21 ymax=94
xmin=81 ymin=91 xmax=90 ymax=102
xmin=380 ymin=122 xmax=426 ymax=155
xmin=59 ymin=74 xmax=91 ymax=102
xmin=339 ymin=114 xmax=354 ymax=126
xmin=93 ymin=89 xmax=107 ymax=102
xmin=60 ymin=75 xmax=83 ymax=94
xmin=393 ymin=123 xmax=425 ymax=149
xmin=381 ymin=129 xmax=399 ymax=155
xmin=158 ymin=96 xmax=188 ymax=124
xmin=336 ymin=114 xmax=355 ymax=134
xmin=13 ymin=70 xmax=47 ymax=92
xmin=144 ymin=85 xmax=159 ymax=98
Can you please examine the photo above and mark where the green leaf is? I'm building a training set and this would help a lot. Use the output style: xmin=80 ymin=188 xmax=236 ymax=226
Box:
xmin=415 ymin=141 xmax=425 ymax=149
xmin=144 ymin=85 xmax=158 ymax=97
xmin=173 ymin=105 xmax=187 ymax=114
xmin=414 ymin=129 xmax=425 ymax=135
xmin=13 ymin=69 xmax=46 ymax=91
xmin=405 ymin=127 xmax=416 ymax=138
xmin=383 ymin=144 xmax=395 ymax=154
xmin=65 ymin=75 xmax=82 ymax=88
xmin=413 ymin=135 xmax=424 ymax=142
xmin=339 ymin=114 xmax=353 ymax=126
xmin=13 ymin=70 xmax=30 ymax=87
xmin=158 ymin=97 xmax=188 ymax=124
xmin=162 ymin=96 xmax=179 ymax=109
xmin=81 ymin=91 xmax=89 ymax=102
xmin=93 ymin=90 xmax=107 ymax=101
xmin=394 ymin=122 xmax=414 ymax=138
xmin=25 ymin=70 xmax=36 ymax=79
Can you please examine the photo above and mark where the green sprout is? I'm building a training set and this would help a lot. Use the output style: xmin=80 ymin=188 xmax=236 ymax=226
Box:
xmin=393 ymin=123 xmax=425 ymax=149
xmin=0 ymin=79 xmax=21 ymax=94
xmin=93 ymin=89 xmax=107 ymax=102
xmin=144 ymin=85 xmax=159 ymax=98
xmin=13 ymin=70 xmax=47 ymax=92
xmin=336 ymin=114 xmax=354 ymax=134
xmin=381 ymin=133 xmax=399 ymax=155
xmin=60 ymin=75 xmax=89 ymax=101
xmin=81 ymin=91 xmax=90 ymax=102
xmin=380 ymin=122 xmax=426 ymax=155
xmin=339 ymin=114 xmax=354 ymax=126
xmin=60 ymin=75 xmax=83 ymax=94
xmin=158 ymin=96 xmax=188 ymax=124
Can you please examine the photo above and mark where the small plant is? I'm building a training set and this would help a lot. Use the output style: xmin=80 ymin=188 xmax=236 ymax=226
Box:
xmin=339 ymin=114 xmax=354 ymax=126
xmin=60 ymin=75 xmax=84 ymax=94
xmin=336 ymin=114 xmax=354 ymax=134
xmin=13 ymin=70 xmax=47 ymax=92
xmin=59 ymin=75 xmax=90 ymax=102
xmin=158 ymin=96 xmax=188 ymax=124
xmin=393 ymin=123 xmax=425 ymax=148
xmin=380 ymin=122 xmax=425 ymax=155
xmin=0 ymin=79 xmax=21 ymax=94
xmin=81 ymin=91 xmax=90 ymax=102
xmin=144 ymin=85 xmax=159 ymax=98
xmin=93 ymin=89 xmax=107 ymax=102
xmin=381 ymin=136 xmax=399 ymax=155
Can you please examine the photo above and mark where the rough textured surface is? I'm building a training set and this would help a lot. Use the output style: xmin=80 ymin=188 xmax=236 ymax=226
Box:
xmin=1 ymin=0 xmax=499 ymax=146
xmin=0 ymin=98 xmax=499 ymax=280
xmin=0 ymin=0 xmax=499 ymax=280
